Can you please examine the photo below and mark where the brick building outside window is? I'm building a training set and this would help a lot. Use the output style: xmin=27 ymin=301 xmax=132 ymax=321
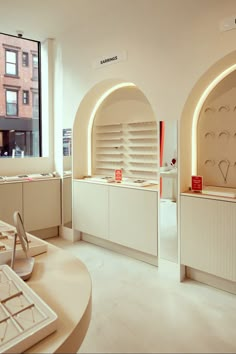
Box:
xmin=0 ymin=33 xmax=41 ymax=158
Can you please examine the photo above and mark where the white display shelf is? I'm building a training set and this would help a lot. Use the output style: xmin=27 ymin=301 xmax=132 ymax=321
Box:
xmin=96 ymin=159 xmax=123 ymax=163
xmin=202 ymin=185 xmax=236 ymax=198
xmin=128 ymin=121 xmax=157 ymax=130
xmin=0 ymin=264 xmax=57 ymax=354
xmin=93 ymin=121 xmax=158 ymax=180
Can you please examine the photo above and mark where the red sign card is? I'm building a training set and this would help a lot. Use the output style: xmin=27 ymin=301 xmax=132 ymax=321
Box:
xmin=115 ymin=169 xmax=122 ymax=182
xmin=191 ymin=175 xmax=203 ymax=192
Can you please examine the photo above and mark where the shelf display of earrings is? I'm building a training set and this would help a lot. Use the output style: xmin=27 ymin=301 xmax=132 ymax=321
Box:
xmin=0 ymin=264 xmax=57 ymax=353
xmin=93 ymin=121 xmax=158 ymax=181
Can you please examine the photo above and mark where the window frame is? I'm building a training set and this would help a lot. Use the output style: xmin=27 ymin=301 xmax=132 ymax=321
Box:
xmin=6 ymin=89 xmax=18 ymax=116
xmin=32 ymin=53 xmax=38 ymax=81
xmin=5 ymin=48 xmax=18 ymax=76
xmin=0 ymin=32 xmax=42 ymax=157
xmin=22 ymin=51 xmax=29 ymax=67
xmin=23 ymin=90 xmax=29 ymax=105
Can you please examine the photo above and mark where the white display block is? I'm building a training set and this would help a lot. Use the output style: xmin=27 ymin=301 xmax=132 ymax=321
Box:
xmin=109 ymin=186 xmax=158 ymax=255
xmin=202 ymin=185 xmax=236 ymax=198
xmin=73 ymin=181 xmax=109 ymax=240
xmin=181 ymin=194 xmax=236 ymax=281
xmin=23 ymin=179 xmax=61 ymax=231
xmin=0 ymin=264 xmax=57 ymax=354
xmin=0 ymin=183 xmax=23 ymax=225
xmin=73 ymin=180 xmax=158 ymax=256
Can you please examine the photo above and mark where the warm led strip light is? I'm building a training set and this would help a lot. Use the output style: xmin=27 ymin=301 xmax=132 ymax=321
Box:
xmin=191 ymin=64 xmax=236 ymax=175
xmin=87 ymin=82 xmax=136 ymax=175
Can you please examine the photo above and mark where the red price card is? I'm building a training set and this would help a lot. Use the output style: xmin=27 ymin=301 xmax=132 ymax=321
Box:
xmin=115 ymin=169 xmax=122 ymax=182
xmin=191 ymin=175 xmax=203 ymax=192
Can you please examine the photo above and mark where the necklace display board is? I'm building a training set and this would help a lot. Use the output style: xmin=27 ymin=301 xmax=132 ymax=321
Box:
xmin=197 ymin=90 xmax=236 ymax=189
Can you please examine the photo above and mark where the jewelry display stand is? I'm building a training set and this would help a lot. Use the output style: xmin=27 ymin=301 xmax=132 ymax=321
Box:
xmin=0 ymin=221 xmax=47 ymax=266
xmin=0 ymin=264 xmax=57 ymax=353
xmin=9 ymin=211 xmax=35 ymax=281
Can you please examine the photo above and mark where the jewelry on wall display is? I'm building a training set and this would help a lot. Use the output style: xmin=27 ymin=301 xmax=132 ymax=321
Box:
xmin=218 ymin=159 xmax=230 ymax=183
xmin=218 ymin=105 xmax=230 ymax=112
xmin=218 ymin=130 xmax=230 ymax=139
xmin=204 ymin=159 xmax=215 ymax=167
xmin=204 ymin=131 xmax=215 ymax=139
xmin=197 ymin=94 xmax=236 ymax=189
xmin=204 ymin=106 xmax=216 ymax=114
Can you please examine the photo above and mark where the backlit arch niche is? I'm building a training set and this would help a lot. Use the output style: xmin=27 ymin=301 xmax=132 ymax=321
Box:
xmin=180 ymin=50 xmax=236 ymax=192
xmin=73 ymin=79 xmax=156 ymax=179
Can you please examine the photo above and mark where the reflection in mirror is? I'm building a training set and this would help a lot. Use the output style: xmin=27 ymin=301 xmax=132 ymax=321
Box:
xmin=62 ymin=129 xmax=72 ymax=228
xmin=159 ymin=121 xmax=178 ymax=263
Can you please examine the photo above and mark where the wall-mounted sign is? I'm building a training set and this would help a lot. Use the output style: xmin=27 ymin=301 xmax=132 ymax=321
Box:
xmin=191 ymin=175 xmax=203 ymax=192
xmin=92 ymin=51 xmax=127 ymax=69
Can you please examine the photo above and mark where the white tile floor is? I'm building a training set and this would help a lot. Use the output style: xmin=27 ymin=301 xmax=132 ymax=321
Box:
xmin=47 ymin=237 xmax=236 ymax=353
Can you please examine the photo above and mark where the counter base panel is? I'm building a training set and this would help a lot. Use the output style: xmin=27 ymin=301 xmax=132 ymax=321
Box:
xmin=185 ymin=266 xmax=236 ymax=295
xmin=82 ymin=233 xmax=158 ymax=267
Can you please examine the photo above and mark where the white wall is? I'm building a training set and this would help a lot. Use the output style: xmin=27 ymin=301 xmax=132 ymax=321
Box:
xmin=1 ymin=0 xmax=235 ymax=177
xmin=94 ymin=87 xmax=154 ymax=126
xmin=53 ymin=0 xmax=236 ymax=130
xmin=163 ymin=121 xmax=177 ymax=168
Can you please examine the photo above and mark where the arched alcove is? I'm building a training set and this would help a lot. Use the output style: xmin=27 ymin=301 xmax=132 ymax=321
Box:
xmin=72 ymin=79 xmax=156 ymax=179
xmin=180 ymin=50 xmax=236 ymax=193
xmin=72 ymin=79 xmax=179 ymax=265
xmin=197 ymin=71 xmax=236 ymax=188
xmin=180 ymin=51 xmax=236 ymax=290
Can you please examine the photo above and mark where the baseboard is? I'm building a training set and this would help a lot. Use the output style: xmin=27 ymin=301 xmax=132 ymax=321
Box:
xmin=186 ymin=266 xmax=236 ymax=295
xmin=59 ymin=225 xmax=73 ymax=240
xmin=82 ymin=233 xmax=158 ymax=266
xmin=29 ymin=226 xmax=59 ymax=239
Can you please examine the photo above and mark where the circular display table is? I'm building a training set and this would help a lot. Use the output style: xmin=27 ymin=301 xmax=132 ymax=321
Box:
xmin=25 ymin=242 xmax=92 ymax=353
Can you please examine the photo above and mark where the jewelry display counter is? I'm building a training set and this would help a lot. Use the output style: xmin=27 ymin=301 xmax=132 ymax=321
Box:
xmin=0 ymin=219 xmax=92 ymax=353
xmin=180 ymin=192 xmax=236 ymax=293
xmin=0 ymin=177 xmax=61 ymax=236
xmin=73 ymin=178 xmax=158 ymax=265
xmin=25 ymin=242 xmax=92 ymax=353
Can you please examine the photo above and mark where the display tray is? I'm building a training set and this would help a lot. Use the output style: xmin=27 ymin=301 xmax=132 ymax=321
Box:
xmin=119 ymin=179 xmax=155 ymax=187
xmin=83 ymin=176 xmax=157 ymax=187
xmin=0 ymin=264 xmax=58 ymax=354
xmin=202 ymin=186 xmax=236 ymax=198
xmin=85 ymin=176 xmax=115 ymax=183
xmin=0 ymin=222 xmax=47 ymax=265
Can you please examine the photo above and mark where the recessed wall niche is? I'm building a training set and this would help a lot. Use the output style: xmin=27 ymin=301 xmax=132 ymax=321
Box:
xmin=197 ymin=71 xmax=236 ymax=188
xmin=92 ymin=86 xmax=158 ymax=180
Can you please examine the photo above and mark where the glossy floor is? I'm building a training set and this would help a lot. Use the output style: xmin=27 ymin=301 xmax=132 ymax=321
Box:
xmin=47 ymin=237 xmax=236 ymax=353
xmin=160 ymin=199 xmax=178 ymax=263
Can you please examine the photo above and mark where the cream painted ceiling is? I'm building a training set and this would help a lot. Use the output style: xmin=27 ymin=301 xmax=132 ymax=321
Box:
xmin=0 ymin=0 xmax=157 ymax=41
xmin=0 ymin=0 xmax=96 ymax=40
